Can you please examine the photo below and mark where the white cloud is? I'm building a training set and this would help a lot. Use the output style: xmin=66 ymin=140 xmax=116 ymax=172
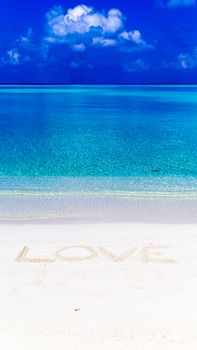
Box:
xmin=92 ymin=31 xmax=153 ymax=50
xmin=45 ymin=4 xmax=153 ymax=53
xmin=46 ymin=4 xmax=124 ymax=40
xmin=1 ymin=28 xmax=34 ymax=65
xmin=92 ymin=37 xmax=117 ymax=47
xmin=67 ymin=4 xmax=91 ymax=22
xmin=120 ymin=30 xmax=143 ymax=44
xmin=177 ymin=50 xmax=197 ymax=69
xmin=177 ymin=53 xmax=193 ymax=69
xmin=162 ymin=48 xmax=197 ymax=70
xmin=2 ymin=48 xmax=21 ymax=65
xmin=120 ymin=30 xmax=154 ymax=50
xmin=158 ymin=0 xmax=196 ymax=7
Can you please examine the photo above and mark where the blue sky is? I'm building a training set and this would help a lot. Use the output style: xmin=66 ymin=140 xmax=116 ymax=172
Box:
xmin=0 ymin=0 xmax=197 ymax=83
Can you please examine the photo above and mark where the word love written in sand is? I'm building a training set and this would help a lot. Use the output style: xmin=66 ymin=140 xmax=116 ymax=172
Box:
xmin=15 ymin=245 xmax=175 ymax=264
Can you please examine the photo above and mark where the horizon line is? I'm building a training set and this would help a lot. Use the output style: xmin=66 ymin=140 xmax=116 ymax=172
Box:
xmin=0 ymin=83 xmax=197 ymax=85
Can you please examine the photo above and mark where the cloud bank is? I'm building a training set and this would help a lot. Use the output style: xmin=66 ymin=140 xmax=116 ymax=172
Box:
xmin=44 ymin=4 xmax=153 ymax=52
xmin=1 ymin=3 xmax=154 ymax=75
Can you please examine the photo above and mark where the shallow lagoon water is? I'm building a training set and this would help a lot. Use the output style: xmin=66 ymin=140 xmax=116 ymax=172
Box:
xmin=1 ymin=85 xmax=197 ymax=219
xmin=1 ymin=85 xmax=197 ymax=181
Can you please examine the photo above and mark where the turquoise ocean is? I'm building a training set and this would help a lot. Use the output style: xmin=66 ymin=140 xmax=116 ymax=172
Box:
xmin=0 ymin=84 xmax=197 ymax=195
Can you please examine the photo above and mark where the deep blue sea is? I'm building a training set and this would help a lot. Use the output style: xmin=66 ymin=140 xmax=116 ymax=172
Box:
xmin=0 ymin=84 xmax=197 ymax=194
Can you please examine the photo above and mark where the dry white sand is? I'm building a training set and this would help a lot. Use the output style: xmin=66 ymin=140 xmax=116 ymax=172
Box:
xmin=1 ymin=222 xmax=197 ymax=349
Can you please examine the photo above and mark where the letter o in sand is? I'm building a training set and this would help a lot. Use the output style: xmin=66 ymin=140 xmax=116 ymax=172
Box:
xmin=55 ymin=245 xmax=98 ymax=262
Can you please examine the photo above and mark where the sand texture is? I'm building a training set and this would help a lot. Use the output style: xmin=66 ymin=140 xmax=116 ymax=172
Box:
xmin=0 ymin=222 xmax=197 ymax=349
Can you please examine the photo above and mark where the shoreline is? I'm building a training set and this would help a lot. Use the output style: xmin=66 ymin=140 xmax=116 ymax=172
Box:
xmin=0 ymin=193 xmax=197 ymax=224
xmin=1 ymin=190 xmax=197 ymax=197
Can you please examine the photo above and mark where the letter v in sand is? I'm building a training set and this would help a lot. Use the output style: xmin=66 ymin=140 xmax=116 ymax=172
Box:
xmin=98 ymin=246 xmax=138 ymax=262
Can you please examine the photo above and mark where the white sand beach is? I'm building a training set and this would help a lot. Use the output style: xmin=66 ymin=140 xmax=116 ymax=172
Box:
xmin=1 ymin=221 xmax=197 ymax=349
